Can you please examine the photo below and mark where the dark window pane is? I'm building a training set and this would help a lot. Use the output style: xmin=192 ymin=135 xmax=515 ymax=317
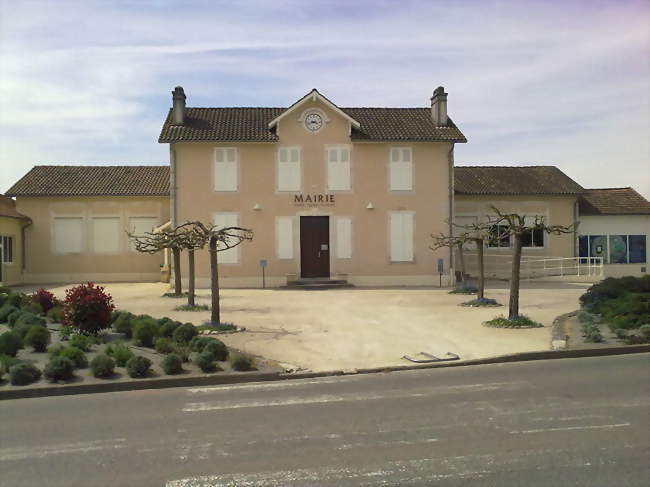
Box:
xmin=629 ymin=235 xmax=646 ymax=264
xmin=521 ymin=230 xmax=532 ymax=247
xmin=609 ymin=235 xmax=627 ymax=264
xmin=589 ymin=235 xmax=607 ymax=263
xmin=579 ymin=236 xmax=589 ymax=263
xmin=488 ymin=225 xmax=510 ymax=248
xmin=7 ymin=237 xmax=12 ymax=263
xmin=533 ymin=228 xmax=544 ymax=247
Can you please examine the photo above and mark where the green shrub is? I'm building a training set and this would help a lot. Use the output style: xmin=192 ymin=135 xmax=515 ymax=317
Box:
xmin=7 ymin=309 xmax=25 ymax=327
xmin=157 ymin=316 xmax=173 ymax=326
xmin=162 ymin=353 xmax=183 ymax=375
xmin=195 ymin=351 xmax=218 ymax=372
xmin=0 ymin=332 xmax=22 ymax=357
xmin=0 ymin=304 xmax=18 ymax=323
xmin=460 ymin=298 xmax=501 ymax=307
xmin=24 ymin=325 xmax=51 ymax=352
xmin=113 ymin=312 xmax=135 ymax=338
xmin=584 ymin=329 xmax=604 ymax=343
xmin=46 ymin=306 xmax=64 ymax=323
xmin=7 ymin=292 xmax=27 ymax=308
xmin=172 ymin=323 xmax=198 ymax=344
xmin=484 ymin=315 xmax=544 ymax=328
xmin=230 ymin=353 xmax=255 ymax=371
xmin=154 ymin=337 xmax=175 ymax=354
xmin=59 ymin=325 xmax=74 ymax=341
xmin=0 ymin=354 xmax=20 ymax=371
xmin=9 ymin=362 xmax=41 ymax=385
xmin=44 ymin=356 xmax=75 ymax=381
xmin=172 ymin=344 xmax=190 ymax=362
xmin=105 ymin=343 xmax=134 ymax=367
xmin=21 ymin=302 xmax=43 ymax=315
xmin=189 ymin=335 xmax=213 ymax=353
xmin=14 ymin=311 xmax=46 ymax=329
xmin=160 ymin=320 xmax=182 ymax=338
xmin=203 ymin=339 xmax=228 ymax=361
xmin=625 ymin=334 xmax=647 ymax=345
xmin=449 ymin=286 xmax=478 ymax=295
xmin=132 ymin=318 xmax=160 ymax=348
xmin=90 ymin=354 xmax=115 ymax=378
xmin=196 ymin=322 xmax=238 ymax=333
xmin=58 ymin=346 xmax=88 ymax=368
xmin=126 ymin=356 xmax=152 ymax=378
xmin=174 ymin=304 xmax=209 ymax=312
xmin=68 ymin=334 xmax=92 ymax=352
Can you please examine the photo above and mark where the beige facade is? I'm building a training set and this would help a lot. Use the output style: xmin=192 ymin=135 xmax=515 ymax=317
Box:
xmin=171 ymin=98 xmax=455 ymax=287
xmin=14 ymin=196 xmax=169 ymax=284
xmin=454 ymin=194 xmax=578 ymax=278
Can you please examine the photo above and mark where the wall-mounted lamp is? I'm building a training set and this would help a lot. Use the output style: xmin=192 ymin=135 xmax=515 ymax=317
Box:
xmin=366 ymin=202 xmax=374 ymax=210
xmin=253 ymin=203 xmax=262 ymax=211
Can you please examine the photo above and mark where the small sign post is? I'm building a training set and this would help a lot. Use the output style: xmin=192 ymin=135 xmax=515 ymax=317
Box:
xmin=437 ymin=258 xmax=444 ymax=288
xmin=259 ymin=259 xmax=268 ymax=289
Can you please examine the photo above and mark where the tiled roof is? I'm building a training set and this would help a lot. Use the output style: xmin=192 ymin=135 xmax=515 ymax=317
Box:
xmin=0 ymin=195 xmax=30 ymax=220
xmin=5 ymin=166 xmax=170 ymax=197
xmin=454 ymin=166 xmax=584 ymax=195
xmin=579 ymin=188 xmax=650 ymax=215
xmin=158 ymin=107 xmax=466 ymax=143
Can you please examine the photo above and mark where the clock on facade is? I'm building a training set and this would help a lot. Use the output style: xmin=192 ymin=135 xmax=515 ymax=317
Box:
xmin=304 ymin=112 xmax=323 ymax=132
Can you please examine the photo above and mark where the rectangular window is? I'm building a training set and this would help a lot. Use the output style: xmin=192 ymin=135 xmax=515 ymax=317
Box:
xmin=336 ymin=217 xmax=352 ymax=259
xmin=54 ymin=217 xmax=83 ymax=254
xmin=1 ymin=236 xmax=13 ymax=263
xmin=214 ymin=147 xmax=238 ymax=191
xmin=589 ymin=235 xmax=608 ymax=263
xmin=92 ymin=217 xmax=121 ymax=253
xmin=128 ymin=217 xmax=159 ymax=252
xmin=487 ymin=224 xmax=510 ymax=248
xmin=327 ymin=146 xmax=351 ymax=191
xmin=389 ymin=212 xmax=414 ymax=262
xmin=213 ymin=213 xmax=240 ymax=264
xmin=629 ymin=235 xmax=646 ymax=264
xmin=277 ymin=146 xmax=302 ymax=192
xmin=609 ymin=235 xmax=628 ymax=264
xmin=579 ymin=235 xmax=589 ymax=263
xmin=276 ymin=217 xmax=293 ymax=259
xmin=454 ymin=216 xmax=478 ymax=250
xmin=389 ymin=147 xmax=413 ymax=191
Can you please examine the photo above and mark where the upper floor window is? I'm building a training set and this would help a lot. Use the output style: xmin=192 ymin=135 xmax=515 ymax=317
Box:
xmin=277 ymin=146 xmax=302 ymax=192
xmin=214 ymin=147 xmax=238 ymax=192
xmin=327 ymin=146 xmax=351 ymax=191
xmin=53 ymin=217 xmax=84 ymax=254
xmin=92 ymin=217 xmax=121 ymax=253
xmin=389 ymin=147 xmax=413 ymax=191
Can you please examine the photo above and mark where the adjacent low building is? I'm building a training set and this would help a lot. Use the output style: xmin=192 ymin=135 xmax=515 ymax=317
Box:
xmin=0 ymin=195 xmax=31 ymax=285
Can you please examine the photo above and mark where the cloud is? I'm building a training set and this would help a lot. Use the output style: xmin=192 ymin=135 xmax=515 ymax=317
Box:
xmin=0 ymin=0 xmax=648 ymax=198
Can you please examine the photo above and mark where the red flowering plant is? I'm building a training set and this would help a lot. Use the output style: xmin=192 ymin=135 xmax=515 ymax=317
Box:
xmin=62 ymin=283 xmax=115 ymax=335
xmin=31 ymin=288 xmax=59 ymax=314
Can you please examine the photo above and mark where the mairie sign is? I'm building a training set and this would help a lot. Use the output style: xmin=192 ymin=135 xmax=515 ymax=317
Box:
xmin=293 ymin=194 xmax=335 ymax=206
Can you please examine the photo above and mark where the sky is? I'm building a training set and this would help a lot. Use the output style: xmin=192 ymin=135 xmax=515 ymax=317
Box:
xmin=1 ymin=0 xmax=649 ymax=198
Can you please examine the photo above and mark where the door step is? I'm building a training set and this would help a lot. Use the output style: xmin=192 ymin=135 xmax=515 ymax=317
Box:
xmin=283 ymin=279 xmax=355 ymax=290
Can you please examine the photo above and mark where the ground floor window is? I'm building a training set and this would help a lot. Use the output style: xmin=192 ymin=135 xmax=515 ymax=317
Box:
xmin=579 ymin=234 xmax=646 ymax=264
xmin=521 ymin=228 xmax=544 ymax=248
xmin=487 ymin=224 xmax=510 ymax=248
xmin=1 ymin=235 xmax=13 ymax=263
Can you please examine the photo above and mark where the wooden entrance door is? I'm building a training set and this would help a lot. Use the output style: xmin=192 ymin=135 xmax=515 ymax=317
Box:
xmin=300 ymin=216 xmax=330 ymax=278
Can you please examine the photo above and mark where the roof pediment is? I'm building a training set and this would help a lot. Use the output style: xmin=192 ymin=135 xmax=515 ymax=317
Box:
xmin=267 ymin=89 xmax=361 ymax=130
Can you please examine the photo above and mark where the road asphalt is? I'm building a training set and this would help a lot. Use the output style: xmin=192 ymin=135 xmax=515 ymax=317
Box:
xmin=1 ymin=353 xmax=648 ymax=486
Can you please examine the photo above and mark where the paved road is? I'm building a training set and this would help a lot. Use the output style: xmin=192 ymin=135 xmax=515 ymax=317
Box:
xmin=1 ymin=354 xmax=648 ymax=487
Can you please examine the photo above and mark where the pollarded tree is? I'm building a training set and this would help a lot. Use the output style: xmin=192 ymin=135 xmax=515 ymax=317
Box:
xmin=128 ymin=226 xmax=183 ymax=296
xmin=173 ymin=222 xmax=210 ymax=307
xmin=489 ymin=206 xmax=576 ymax=319
xmin=431 ymin=219 xmax=493 ymax=300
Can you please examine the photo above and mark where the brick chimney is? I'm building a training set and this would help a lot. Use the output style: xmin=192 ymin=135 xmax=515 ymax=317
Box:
xmin=171 ymin=86 xmax=186 ymax=126
xmin=430 ymin=86 xmax=448 ymax=126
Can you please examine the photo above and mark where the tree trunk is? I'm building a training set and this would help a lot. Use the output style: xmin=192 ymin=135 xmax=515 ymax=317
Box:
xmin=457 ymin=242 xmax=465 ymax=287
xmin=187 ymin=249 xmax=195 ymax=307
xmin=172 ymin=247 xmax=182 ymax=296
xmin=509 ymin=233 xmax=523 ymax=319
xmin=209 ymin=237 xmax=220 ymax=324
xmin=476 ymin=238 xmax=485 ymax=300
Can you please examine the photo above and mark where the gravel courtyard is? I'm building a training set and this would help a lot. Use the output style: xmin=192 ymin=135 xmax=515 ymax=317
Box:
xmin=17 ymin=281 xmax=590 ymax=372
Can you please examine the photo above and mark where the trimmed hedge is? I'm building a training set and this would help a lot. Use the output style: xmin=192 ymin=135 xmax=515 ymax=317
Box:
xmin=0 ymin=332 xmax=22 ymax=357
xmin=162 ymin=353 xmax=183 ymax=375
xmin=9 ymin=363 xmax=42 ymax=385
xmin=126 ymin=356 xmax=152 ymax=378
xmin=230 ymin=353 xmax=255 ymax=371
xmin=44 ymin=356 xmax=75 ymax=381
xmin=172 ymin=323 xmax=198 ymax=344
xmin=24 ymin=325 xmax=51 ymax=352
xmin=132 ymin=317 xmax=160 ymax=348
xmin=203 ymin=339 xmax=228 ymax=361
xmin=90 ymin=354 xmax=115 ymax=378
xmin=105 ymin=343 xmax=134 ymax=367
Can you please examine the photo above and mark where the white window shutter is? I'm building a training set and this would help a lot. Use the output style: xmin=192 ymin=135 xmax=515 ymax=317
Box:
xmin=278 ymin=147 xmax=301 ymax=191
xmin=128 ymin=217 xmax=159 ymax=251
xmin=277 ymin=217 xmax=293 ymax=259
xmin=328 ymin=147 xmax=351 ymax=191
xmin=390 ymin=212 xmax=414 ymax=262
xmin=92 ymin=217 xmax=120 ymax=253
xmin=54 ymin=217 xmax=84 ymax=254
xmin=389 ymin=147 xmax=413 ymax=191
xmin=336 ymin=217 xmax=352 ymax=259
xmin=213 ymin=213 xmax=239 ymax=263
xmin=214 ymin=148 xmax=238 ymax=191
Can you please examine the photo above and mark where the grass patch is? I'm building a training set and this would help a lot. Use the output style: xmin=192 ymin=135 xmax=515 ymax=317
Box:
xmin=197 ymin=322 xmax=238 ymax=333
xmin=449 ymin=286 xmax=478 ymax=295
xmin=484 ymin=315 xmax=543 ymax=329
xmin=174 ymin=304 xmax=209 ymax=312
xmin=461 ymin=298 xmax=501 ymax=307
xmin=162 ymin=292 xmax=189 ymax=298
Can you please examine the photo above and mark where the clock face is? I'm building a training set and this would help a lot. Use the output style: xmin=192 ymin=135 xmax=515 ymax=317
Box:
xmin=304 ymin=112 xmax=323 ymax=132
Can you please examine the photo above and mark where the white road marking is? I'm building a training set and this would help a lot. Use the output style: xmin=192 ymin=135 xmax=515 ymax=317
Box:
xmin=0 ymin=438 xmax=127 ymax=461
xmin=186 ymin=377 xmax=364 ymax=394
xmin=182 ymin=382 xmax=516 ymax=412
xmin=510 ymin=423 xmax=631 ymax=434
